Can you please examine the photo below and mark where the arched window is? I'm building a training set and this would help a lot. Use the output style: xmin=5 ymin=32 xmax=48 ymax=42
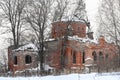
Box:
xmin=82 ymin=28 xmax=84 ymax=31
xmin=78 ymin=27 xmax=80 ymax=33
xmin=14 ymin=56 xmax=17 ymax=65
xmin=92 ymin=51 xmax=97 ymax=61
xmin=82 ymin=51 xmax=85 ymax=63
xmin=99 ymin=51 xmax=104 ymax=60
xmin=72 ymin=52 xmax=76 ymax=64
xmin=105 ymin=54 xmax=108 ymax=59
xmin=25 ymin=55 xmax=32 ymax=64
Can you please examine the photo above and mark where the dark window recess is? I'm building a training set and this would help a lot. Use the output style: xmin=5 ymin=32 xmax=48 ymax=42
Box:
xmin=78 ymin=27 xmax=80 ymax=33
xmin=25 ymin=55 xmax=32 ymax=64
xmin=82 ymin=51 xmax=85 ymax=63
xmin=99 ymin=51 xmax=104 ymax=60
xmin=14 ymin=56 xmax=17 ymax=65
xmin=82 ymin=28 xmax=84 ymax=31
xmin=73 ymin=52 xmax=76 ymax=64
xmin=105 ymin=54 xmax=108 ymax=59
xmin=92 ymin=51 xmax=97 ymax=61
xmin=27 ymin=47 xmax=33 ymax=49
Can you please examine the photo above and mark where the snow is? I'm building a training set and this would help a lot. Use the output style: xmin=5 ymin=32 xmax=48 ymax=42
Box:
xmin=45 ymin=38 xmax=55 ymax=42
xmin=0 ymin=72 xmax=120 ymax=80
xmin=37 ymin=63 xmax=53 ymax=71
xmin=84 ymin=64 xmax=93 ymax=67
xmin=15 ymin=67 xmax=39 ymax=74
xmin=68 ymin=35 xmax=98 ymax=44
xmin=85 ymin=57 xmax=93 ymax=61
xmin=13 ymin=43 xmax=38 ymax=51
xmin=14 ymin=63 xmax=53 ymax=74
xmin=44 ymin=64 xmax=53 ymax=71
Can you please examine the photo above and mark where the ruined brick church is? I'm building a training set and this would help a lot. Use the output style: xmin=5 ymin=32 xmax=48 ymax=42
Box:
xmin=8 ymin=20 xmax=118 ymax=73
xmin=45 ymin=21 xmax=118 ymax=71
xmin=8 ymin=43 xmax=38 ymax=73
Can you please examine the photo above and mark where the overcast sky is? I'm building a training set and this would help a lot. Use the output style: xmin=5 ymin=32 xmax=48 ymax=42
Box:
xmin=85 ymin=0 xmax=99 ymax=38
xmin=0 ymin=0 xmax=99 ymax=50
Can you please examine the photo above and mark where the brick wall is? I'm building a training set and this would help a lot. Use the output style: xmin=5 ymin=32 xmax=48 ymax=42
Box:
xmin=8 ymin=49 xmax=38 ymax=72
xmin=51 ymin=21 xmax=86 ymax=38
xmin=46 ymin=36 xmax=117 ymax=70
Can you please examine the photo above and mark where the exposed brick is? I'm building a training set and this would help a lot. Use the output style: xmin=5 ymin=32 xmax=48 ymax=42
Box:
xmin=46 ymin=21 xmax=118 ymax=70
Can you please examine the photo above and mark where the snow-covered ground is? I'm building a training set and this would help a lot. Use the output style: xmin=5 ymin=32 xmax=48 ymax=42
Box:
xmin=0 ymin=72 xmax=120 ymax=80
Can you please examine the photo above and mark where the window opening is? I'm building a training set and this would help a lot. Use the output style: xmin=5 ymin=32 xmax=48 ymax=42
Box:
xmin=14 ymin=56 xmax=17 ymax=65
xmin=25 ymin=55 xmax=32 ymax=64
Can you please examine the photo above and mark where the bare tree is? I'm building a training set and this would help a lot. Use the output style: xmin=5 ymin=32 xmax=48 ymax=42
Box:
xmin=52 ymin=0 xmax=87 ymax=22
xmin=25 ymin=0 xmax=55 ymax=71
xmin=25 ymin=0 xmax=88 ymax=71
xmin=52 ymin=0 xmax=69 ymax=21
xmin=98 ymin=0 xmax=120 ymax=45
xmin=0 ymin=0 xmax=27 ymax=48
xmin=73 ymin=0 xmax=91 ymax=35
xmin=97 ymin=0 xmax=120 ymax=66
xmin=73 ymin=0 xmax=86 ymax=20
xmin=0 ymin=49 xmax=8 ymax=73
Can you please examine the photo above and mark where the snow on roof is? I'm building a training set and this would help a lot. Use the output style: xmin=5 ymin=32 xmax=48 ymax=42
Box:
xmin=45 ymin=38 xmax=55 ymax=42
xmin=68 ymin=35 xmax=98 ymax=44
xmin=13 ymin=43 xmax=38 ymax=52
xmin=85 ymin=57 xmax=93 ymax=61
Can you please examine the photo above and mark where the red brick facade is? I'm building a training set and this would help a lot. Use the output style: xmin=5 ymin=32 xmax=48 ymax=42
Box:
xmin=8 ymin=21 xmax=118 ymax=73
xmin=51 ymin=21 xmax=86 ymax=38
xmin=8 ymin=44 xmax=38 ymax=73
xmin=46 ymin=21 xmax=118 ymax=70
